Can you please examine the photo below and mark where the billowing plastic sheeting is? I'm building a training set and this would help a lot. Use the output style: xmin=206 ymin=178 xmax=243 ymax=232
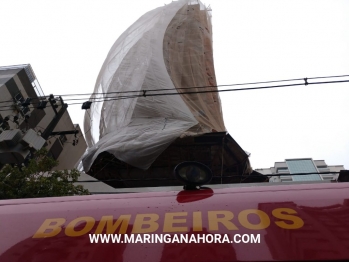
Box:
xmin=81 ymin=0 xmax=226 ymax=171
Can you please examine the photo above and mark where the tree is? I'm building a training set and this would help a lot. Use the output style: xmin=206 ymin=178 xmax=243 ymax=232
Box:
xmin=0 ymin=148 xmax=89 ymax=199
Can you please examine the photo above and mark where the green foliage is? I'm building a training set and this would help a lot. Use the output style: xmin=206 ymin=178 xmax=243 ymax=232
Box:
xmin=0 ymin=148 xmax=89 ymax=199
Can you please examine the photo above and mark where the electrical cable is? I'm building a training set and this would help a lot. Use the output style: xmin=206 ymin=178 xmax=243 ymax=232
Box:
xmin=2 ymin=77 xmax=348 ymax=113
xmin=33 ymin=73 xmax=349 ymax=98
xmin=64 ymin=79 xmax=349 ymax=106
xmin=0 ymin=78 xmax=347 ymax=116
xmin=0 ymin=74 xmax=348 ymax=110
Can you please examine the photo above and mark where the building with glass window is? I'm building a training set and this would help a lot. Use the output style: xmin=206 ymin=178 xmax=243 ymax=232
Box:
xmin=0 ymin=64 xmax=86 ymax=170
xmin=256 ymin=158 xmax=345 ymax=182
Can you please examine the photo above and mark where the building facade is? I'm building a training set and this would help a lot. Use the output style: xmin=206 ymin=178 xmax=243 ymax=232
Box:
xmin=256 ymin=158 xmax=345 ymax=182
xmin=0 ymin=64 xmax=86 ymax=170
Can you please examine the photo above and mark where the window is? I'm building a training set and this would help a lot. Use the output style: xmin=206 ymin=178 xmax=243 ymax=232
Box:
xmin=14 ymin=92 xmax=31 ymax=117
xmin=286 ymin=159 xmax=321 ymax=181
xmin=14 ymin=93 xmax=25 ymax=103
xmin=48 ymin=139 xmax=63 ymax=160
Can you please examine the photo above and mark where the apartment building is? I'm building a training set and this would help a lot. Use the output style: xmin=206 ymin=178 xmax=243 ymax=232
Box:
xmin=0 ymin=64 xmax=86 ymax=170
xmin=256 ymin=158 xmax=345 ymax=182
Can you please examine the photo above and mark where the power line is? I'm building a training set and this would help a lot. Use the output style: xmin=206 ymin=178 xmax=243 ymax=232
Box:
xmin=0 ymin=76 xmax=348 ymax=112
xmin=43 ymin=77 xmax=306 ymax=98
xmin=1 ymin=74 xmax=349 ymax=107
xmin=0 ymin=73 xmax=349 ymax=108
xmin=57 ymin=79 xmax=349 ymax=106
xmin=307 ymin=74 xmax=349 ymax=80
xmin=36 ymin=73 xmax=349 ymax=98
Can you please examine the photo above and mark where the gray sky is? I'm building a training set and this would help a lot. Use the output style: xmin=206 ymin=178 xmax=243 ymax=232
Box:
xmin=1 ymin=0 xmax=348 ymax=169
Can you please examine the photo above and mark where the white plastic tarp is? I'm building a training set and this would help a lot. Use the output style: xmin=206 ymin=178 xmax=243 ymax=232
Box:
xmin=81 ymin=0 xmax=225 ymax=171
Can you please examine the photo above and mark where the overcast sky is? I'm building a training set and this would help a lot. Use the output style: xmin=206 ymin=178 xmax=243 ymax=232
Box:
xmin=1 ymin=0 xmax=348 ymax=169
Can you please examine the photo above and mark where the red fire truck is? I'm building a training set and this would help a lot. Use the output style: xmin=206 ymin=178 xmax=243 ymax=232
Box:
xmin=1 ymin=180 xmax=349 ymax=261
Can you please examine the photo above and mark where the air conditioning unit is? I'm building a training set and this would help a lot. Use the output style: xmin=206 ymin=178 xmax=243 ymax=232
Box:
xmin=0 ymin=129 xmax=31 ymax=164
xmin=21 ymin=129 xmax=45 ymax=151
xmin=0 ymin=129 xmax=23 ymax=148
